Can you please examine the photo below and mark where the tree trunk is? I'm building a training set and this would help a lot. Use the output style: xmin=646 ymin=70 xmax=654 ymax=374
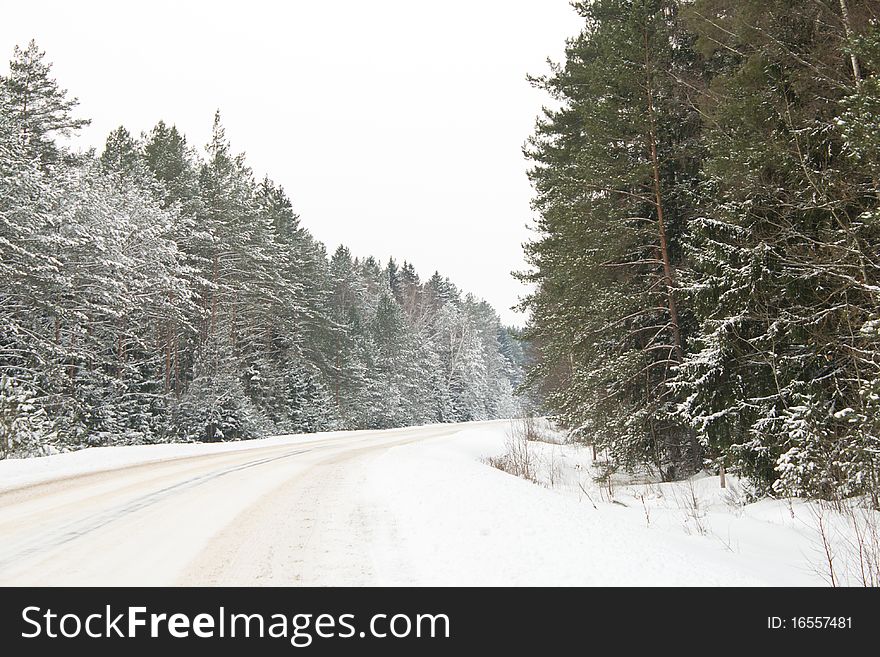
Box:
xmin=209 ymin=253 xmax=219 ymax=336
xmin=643 ymin=27 xmax=701 ymax=473
xmin=335 ymin=348 xmax=341 ymax=410
xmin=174 ymin=331 xmax=180 ymax=397
xmin=164 ymin=324 xmax=172 ymax=394
xmin=838 ymin=0 xmax=862 ymax=87
xmin=643 ymin=28 xmax=684 ymax=362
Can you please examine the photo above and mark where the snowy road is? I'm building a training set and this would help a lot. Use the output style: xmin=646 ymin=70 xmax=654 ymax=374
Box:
xmin=0 ymin=420 xmax=832 ymax=586
xmin=0 ymin=423 xmax=462 ymax=586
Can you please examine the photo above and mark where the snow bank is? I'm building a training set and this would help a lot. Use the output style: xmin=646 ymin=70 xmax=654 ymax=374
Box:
xmin=362 ymin=425 xmax=770 ymax=585
xmin=362 ymin=421 xmax=877 ymax=586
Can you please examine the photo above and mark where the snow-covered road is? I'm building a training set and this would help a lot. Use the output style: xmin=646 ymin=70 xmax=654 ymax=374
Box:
xmin=0 ymin=420 xmax=838 ymax=586
xmin=0 ymin=423 xmax=459 ymax=586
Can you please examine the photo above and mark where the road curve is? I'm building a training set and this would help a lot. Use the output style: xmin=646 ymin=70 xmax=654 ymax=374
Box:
xmin=0 ymin=424 xmax=463 ymax=586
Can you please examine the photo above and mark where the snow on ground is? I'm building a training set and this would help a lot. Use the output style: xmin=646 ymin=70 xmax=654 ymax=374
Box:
xmin=2 ymin=419 xmax=875 ymax=586
xmin=361 ymin=421 xmax=877 ymax=586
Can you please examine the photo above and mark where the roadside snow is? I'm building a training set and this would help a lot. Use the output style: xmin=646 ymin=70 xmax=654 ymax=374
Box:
xmin=362 ymin=422 xmax=871 ymax=586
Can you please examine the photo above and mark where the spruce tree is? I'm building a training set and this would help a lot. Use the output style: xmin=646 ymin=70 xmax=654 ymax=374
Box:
xmin=676 ymin=0 xmax=880 ymax=497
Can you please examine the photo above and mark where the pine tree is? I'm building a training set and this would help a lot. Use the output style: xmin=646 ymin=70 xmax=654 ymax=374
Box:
xmin=522 ymin=0 xmax=703 ymax=479
xmin=100 ymin=126 xmax=145 ymax=179
xmin=1 ymin=40 xmax=89 ymax=163
xmin=142 ymin=120 xmax=200 ymax=214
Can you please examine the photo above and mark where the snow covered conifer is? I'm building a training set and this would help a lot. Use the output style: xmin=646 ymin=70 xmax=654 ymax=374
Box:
xmin=1 ymin=40 xmax=89 ymax=163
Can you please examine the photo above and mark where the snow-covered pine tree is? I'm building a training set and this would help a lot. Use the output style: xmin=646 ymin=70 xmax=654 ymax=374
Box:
xmin=521 ymin=0 xmax=703 ymax=479
xmin=1 ymin=40 xmax=89 ymax=164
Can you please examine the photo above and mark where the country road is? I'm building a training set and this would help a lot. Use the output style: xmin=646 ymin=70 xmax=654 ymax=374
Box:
xmin=0 ymin=419 xmax=828 ymax=586
xmin=0 ymin=422 xmax=472 ymax=586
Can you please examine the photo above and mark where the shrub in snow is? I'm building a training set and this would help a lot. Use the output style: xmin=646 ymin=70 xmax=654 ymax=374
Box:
xmin=170 ymin=337 xmax=267 ymax=442
xmin=0 ymin=377 xmax=56 ymax=458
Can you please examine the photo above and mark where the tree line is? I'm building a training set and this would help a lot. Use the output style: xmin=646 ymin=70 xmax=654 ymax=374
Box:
xmin=521 ymin=0 xmax=880 ymax=501
xmin=0 ymin=41 xmax=526 ymax=458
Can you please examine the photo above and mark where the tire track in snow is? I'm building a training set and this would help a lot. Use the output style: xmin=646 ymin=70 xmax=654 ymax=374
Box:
xmin=0 ymin=447 xmax=310 ymax=572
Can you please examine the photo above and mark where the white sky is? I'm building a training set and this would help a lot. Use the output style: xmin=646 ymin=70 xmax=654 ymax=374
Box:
xmin=1 ymin=0 xmax=582 ymax=326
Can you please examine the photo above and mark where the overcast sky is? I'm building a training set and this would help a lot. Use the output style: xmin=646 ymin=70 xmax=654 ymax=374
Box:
xmin=1 ymin=1 xmax=583 ymax=326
